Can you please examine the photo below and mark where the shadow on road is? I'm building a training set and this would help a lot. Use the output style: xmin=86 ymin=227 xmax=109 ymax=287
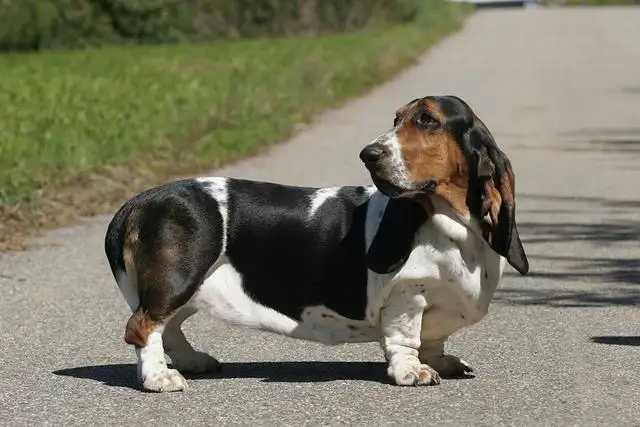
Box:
xmin=494 ymin=287 xmax=640 ymax=307
xmin=53 ymin=364 xmax=139 ymax=390
xmin=519 ymin=221 xmax=640 ymax=246
xmin=189 ymin=361 xmax=392 ymax=383
xmin=516 ymin=126 xmax=640 ymax=153
xmin=54 ymin=361 xmax=435 ymax=390
xmin=587 ymin=138 xmax=640 ymax=153
xmin=493 ymin=192 xmax=640 ymax=307
xmin=518 ymin=193 xmax=640 ymax=212
xmin=590 ymin=336 xmax=640 ymax=347
xmin=557 ymin=127 xmax=640 ymax=153
xmin=506 ymin=254 xmax=640 ymax=286
xmin=619 ymin=86 xmax=640 ymax=95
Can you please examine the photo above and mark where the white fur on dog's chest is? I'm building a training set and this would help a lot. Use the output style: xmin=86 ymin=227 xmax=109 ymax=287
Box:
xmin=365 ymin=207 xmax=506 ymax=329
xmin=412 ymin=225 xmax=503 ymax=322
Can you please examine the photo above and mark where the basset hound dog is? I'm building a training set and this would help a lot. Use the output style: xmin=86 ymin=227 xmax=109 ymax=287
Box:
xmin=105 ymin=95 xmax=529 ymax=392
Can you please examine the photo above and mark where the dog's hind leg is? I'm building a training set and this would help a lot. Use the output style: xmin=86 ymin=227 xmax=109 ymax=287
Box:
xmin=162 ymin=306 xmax=221 ymax=375
xmin=126 ymin=311 xmax=187 ymax=392
xmin=111 ymin=269 xmax=188 ymax=391
xmin=123 ymin=236 xmax=221 ymax=392
xmin=109 ymin=192 xmax=224 ymax=392
xmin=122 ymin=245 xmax=219 ymax=392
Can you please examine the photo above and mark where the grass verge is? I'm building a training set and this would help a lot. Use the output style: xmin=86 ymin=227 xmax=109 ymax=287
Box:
xmin=0 ymin=1 xmax=470 ymax=251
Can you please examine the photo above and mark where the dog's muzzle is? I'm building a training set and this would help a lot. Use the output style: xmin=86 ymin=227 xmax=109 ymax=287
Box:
xmin=359 ymin=144 xmax=436 ymax=198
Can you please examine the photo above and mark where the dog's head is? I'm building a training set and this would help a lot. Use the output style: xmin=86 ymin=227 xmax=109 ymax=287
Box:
xmin=361 ymin=95 xmax=528 ymax=276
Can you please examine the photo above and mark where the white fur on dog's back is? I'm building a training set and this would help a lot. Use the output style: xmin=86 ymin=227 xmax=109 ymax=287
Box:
xmin=196 ymin=177 xmax=229 ymax=251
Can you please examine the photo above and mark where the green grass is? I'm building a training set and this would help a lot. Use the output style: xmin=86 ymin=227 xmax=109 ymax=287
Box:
xmin=0 ymin=1 xmax=470 ymax=249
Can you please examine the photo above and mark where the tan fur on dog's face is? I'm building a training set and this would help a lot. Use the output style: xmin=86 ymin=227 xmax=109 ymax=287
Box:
xmin=394 ymin=97 xmax=471 ymax=215
xmin=360 ymin=95 xmax=529 ymax=275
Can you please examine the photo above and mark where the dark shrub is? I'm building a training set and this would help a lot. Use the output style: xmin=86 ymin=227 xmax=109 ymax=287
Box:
xmin=0 ymin=0 xmax=424 ymax=51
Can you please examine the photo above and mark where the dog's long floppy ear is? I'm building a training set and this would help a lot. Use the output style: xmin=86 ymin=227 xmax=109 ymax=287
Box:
xmin=365 ymin=198 xmax=428 ymax=274
xmin=467 ymin=120 xmax=529 ymax=275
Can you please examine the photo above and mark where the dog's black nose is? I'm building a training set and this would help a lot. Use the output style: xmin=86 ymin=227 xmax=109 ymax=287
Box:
xmin=359 ymin=144 xmax=384 ymax=163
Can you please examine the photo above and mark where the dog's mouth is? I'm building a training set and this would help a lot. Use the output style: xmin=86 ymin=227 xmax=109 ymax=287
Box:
xmin=417 ymin=180 xmax=437 ymax=195
xmin=370 ymin=174 xmax=437 ymax=199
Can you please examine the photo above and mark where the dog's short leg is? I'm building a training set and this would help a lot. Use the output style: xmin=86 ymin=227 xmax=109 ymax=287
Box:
xmin=123 ymin=274 xmax=202 ymax=392
xmin=163 ymin=307 xmax=221 ymax=375
xmin=110 ymin=184 xmax=225 ymax=392
xmin=380 ymin=284 xmax=440 ymax=386
xmin=418 ymin=338 xmax=473 ymax=378
xmin=418 ymin=307 xmax=473 ymax=378
xmin=127 ymin=312 xmax=188 ymax=392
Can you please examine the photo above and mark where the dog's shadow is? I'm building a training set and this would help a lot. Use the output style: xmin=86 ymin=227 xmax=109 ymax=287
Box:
xmin=53 ymin=361 xmax=475 ymax=391
xmin=53 ymin=361 xmax=388 ymax=391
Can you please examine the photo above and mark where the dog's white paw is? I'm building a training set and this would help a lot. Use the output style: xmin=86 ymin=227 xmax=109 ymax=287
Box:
xmin=142 ymin=368 xmax=188 ymax=392
xmin=421 ymin=354 xmax=473 ymax=378
xmin=388 ymin=360 xmax=441 ymax=386
xmin=170 ymin=351 xmax=221 ymax=374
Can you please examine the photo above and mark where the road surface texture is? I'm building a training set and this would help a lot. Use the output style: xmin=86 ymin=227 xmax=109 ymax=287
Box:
xmin=1 ymin=7 xmax=639 ymax=427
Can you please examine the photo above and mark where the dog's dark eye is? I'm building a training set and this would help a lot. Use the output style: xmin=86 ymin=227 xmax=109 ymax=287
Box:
xmin=393 ymin=116 xmax=400 ymax=127
xmin=416 ymin=112 xmax=439 ymax=129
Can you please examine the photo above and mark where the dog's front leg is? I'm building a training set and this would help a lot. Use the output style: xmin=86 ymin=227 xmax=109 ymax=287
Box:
xmin=380 ymin=284 xmax=440 ymax=386
xmin=418 ymin=338 xmax=473 ymax=378
xmin=418 ymin=307 xmax=474 ymax=378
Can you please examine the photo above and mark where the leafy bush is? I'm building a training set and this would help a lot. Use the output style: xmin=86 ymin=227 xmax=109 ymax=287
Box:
xmin=0 ymin=0 xmax=425 ymax=51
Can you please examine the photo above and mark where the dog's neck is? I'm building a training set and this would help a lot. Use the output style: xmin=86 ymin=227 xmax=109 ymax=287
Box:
xmin=416 ymin=194 xmax=485 ymax=245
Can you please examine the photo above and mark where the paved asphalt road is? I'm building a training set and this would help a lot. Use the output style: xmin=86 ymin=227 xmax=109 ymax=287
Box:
xmin=1 ymin=7 xmax=639 ymax=427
